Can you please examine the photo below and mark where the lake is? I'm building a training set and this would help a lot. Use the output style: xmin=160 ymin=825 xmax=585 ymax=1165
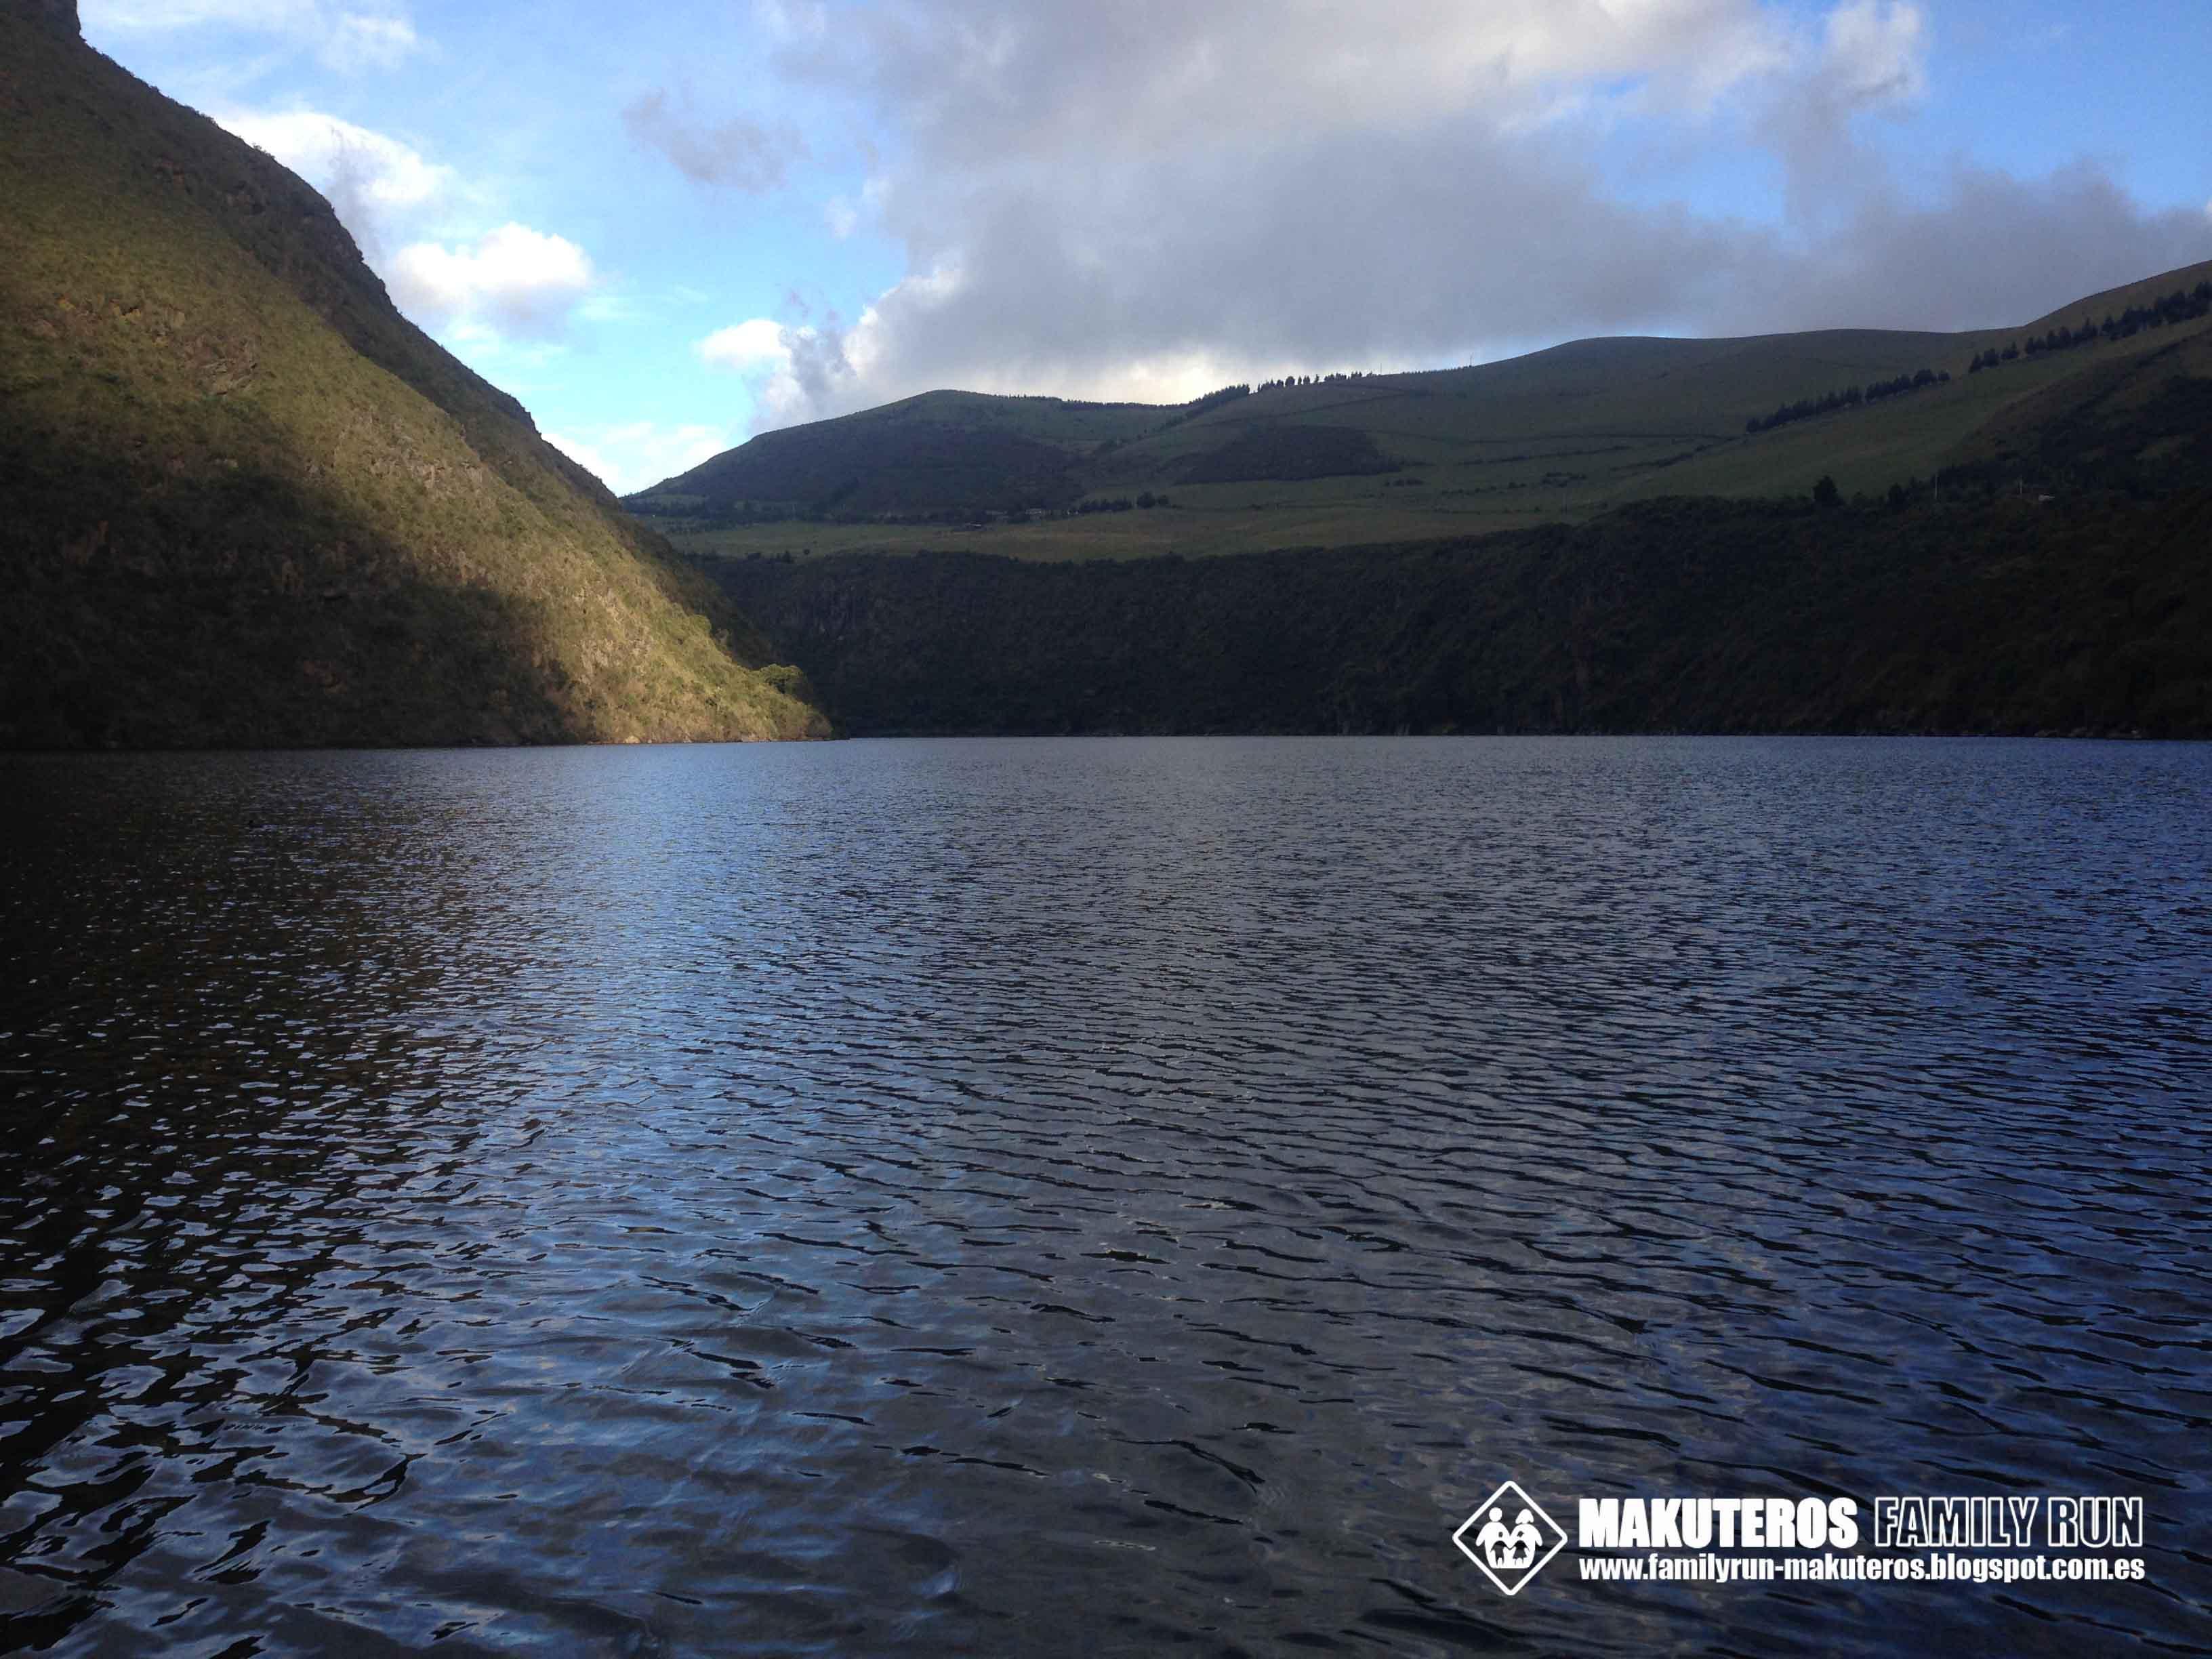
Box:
xmin=2 ymin=737 xmax=2207 ymax=1655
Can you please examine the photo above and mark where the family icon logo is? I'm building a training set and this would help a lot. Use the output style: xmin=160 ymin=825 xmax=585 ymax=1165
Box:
xmin=1453 ymin=1481 xmax=1568 ymax=1595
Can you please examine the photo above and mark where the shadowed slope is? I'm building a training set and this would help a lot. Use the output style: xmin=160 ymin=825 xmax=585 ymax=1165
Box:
xmin=713 ymin=490 xmax=2212 ymax=738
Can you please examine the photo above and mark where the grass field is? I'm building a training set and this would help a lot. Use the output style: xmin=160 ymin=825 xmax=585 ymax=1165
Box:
xmin=658 ymin=493 xmax=1557 ymax=565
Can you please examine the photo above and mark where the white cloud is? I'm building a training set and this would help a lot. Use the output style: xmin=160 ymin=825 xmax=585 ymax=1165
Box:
xmin=213 ymin=111 xmax=609 ymax=347
xmin=821 ymin=176 xmax=888 ymax=239
xmin=773 ymin=0 xmax=1800 ymax=161
xmin=698 ymin=317 xmax=842 ymax=429
xmin=389 ymin=224 xmax=598 ymax=340
xmin=1817 ymin=0 xmax=1927 ymax=108
xmin=321 ymin=10 xmax=416 ymax=72
xmin=87 ymin=0 xmax=319 ymax=24
xmin=697 ymin=317 xmax=796 ymax=373
xmin=83 ymin=0 xmax=424 ymax=72
xmin=545 ymin=422 xmax=734 ymax=496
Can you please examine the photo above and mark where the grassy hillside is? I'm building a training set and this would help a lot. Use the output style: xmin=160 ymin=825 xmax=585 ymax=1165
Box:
xmin=0 ymin=3 xmax=827 ymax=747
xmin=640 ymin=260 xmax=2212 ymax=565
xmin=710 ymin=490 xmax=2212 ymax=739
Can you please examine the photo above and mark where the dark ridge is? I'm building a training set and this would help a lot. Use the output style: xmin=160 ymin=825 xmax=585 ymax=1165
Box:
xmin=18 ymin=0 xmax=77 ymax=38
xmin=655 ymin=422 xmax=1084 ymax=517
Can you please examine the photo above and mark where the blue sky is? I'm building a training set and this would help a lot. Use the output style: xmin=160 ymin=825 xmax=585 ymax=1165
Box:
xmin=79 ymin=1 xmax=2212 ymax=493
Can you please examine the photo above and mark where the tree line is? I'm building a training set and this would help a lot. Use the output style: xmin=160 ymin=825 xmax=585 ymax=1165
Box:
xmin=1254 ymin=371 xmax=1375 ymax=392
xmin=1150 ymin=384 xmax=1253 ymax=435
xmin=1071 ymin=492 xmax=1174 ymax=514
xmin=1969 ymin=280 xmax=2212 ymax=375
xmin=1745 ymin=367 xmax=1950 ymax=435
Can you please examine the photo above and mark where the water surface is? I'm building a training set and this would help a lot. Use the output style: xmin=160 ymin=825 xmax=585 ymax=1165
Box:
xmin=2 ymin=738 xmax=2207 ymax=1655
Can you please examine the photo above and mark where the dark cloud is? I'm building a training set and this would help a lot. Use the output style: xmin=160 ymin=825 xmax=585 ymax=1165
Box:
xmin=622 ymin=88 xmax=805 ymax=192
xmin=1732 ymin=163 xmax=2211 ymax=335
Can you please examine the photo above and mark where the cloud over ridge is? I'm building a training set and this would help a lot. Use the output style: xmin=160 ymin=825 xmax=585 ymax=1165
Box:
xmin=705 ymin=0 xmax=2209 ymax=430
xmin=389 ymin=224 xmax=598 ymax=339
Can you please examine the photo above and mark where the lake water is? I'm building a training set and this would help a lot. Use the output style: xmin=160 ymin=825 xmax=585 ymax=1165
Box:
xmin=2 ymin=737 xmax=2207 ymax=1656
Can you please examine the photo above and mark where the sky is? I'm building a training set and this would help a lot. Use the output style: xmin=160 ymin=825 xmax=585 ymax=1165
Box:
xmin=79 ymin=1 xmax=2212 ymax=494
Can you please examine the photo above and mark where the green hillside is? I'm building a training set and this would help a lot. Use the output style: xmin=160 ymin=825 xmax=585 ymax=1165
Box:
xmin=637 ymin=259 xmax=2212 ymax=564
xmin=0 ymin=1 xmax=827 ymax=747
xmin=697 ymin=300 xmax=2212 ymax=737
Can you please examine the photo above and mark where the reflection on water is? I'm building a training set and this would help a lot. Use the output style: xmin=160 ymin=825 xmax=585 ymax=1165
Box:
xmin=1 ymin=739 xmax=2208 ymax=1656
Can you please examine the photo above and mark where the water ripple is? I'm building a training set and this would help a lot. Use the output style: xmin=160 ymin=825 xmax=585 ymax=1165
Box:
xmin=0 ymin=737 xmax=2207 ymax=1655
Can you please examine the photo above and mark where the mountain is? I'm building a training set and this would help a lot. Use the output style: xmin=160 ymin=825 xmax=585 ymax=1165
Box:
xmin=685 ymin=258 xmax=2212 ymax=738
xmin=632 ymin=258 xmax=2212 ymax=564
xmin=0 ymin=1 xmax=827 ymax=747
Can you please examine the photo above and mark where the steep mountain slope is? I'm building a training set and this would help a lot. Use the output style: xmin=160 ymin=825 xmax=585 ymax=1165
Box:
xmin=636 ymin=258 xmax=2212 ymax=562
xmin=0 ymin=1 xmax=827 ymax=747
